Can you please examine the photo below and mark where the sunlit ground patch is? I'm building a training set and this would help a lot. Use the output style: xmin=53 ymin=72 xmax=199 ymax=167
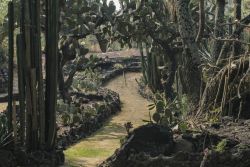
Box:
xmin=0 ymin=103 xmax=7 ymax=112
xmin=65 ymin=147 xmax=112 ymax=159
xmin=64 ymin=146 xmax=114 ymax=167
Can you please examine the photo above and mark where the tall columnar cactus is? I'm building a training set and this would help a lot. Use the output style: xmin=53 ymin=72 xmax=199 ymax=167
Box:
xmin=141 ymin=43 xmax=162 ymax=93
xmin=7 ymin=2 xmax=14 ymax=133
xmin=139 ymin=43 xmax=148 ymax=84
xmin=16 ymin=34 xmax=25 ymax=145
xmin=146 ymin=46 xmax=153 ymax=89
xmin=13 ymin=0 xmax=59 ymax=152
xmin=45 ymin=0 xmax=59 ymax=151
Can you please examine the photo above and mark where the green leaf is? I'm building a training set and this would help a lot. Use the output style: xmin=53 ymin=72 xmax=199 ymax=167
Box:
xmin=148 ymin=106 xmax=155 ymax=110
xmin=179 ymin=122 xmax=188 ymax=133
xmin=152 ymin=112 xmax=161 ymax=123
xmin=160 ymin=116 xmax=169 ymax=127
xmin=156 ymin=101 xmax=164 ymax=113
xmin=164 ymin=109 xmax=172 ymax=117
xmin=148 ymin=103 xmax=155 ymax=107
xmin=142 ymin=119 xmax=152 ymax=123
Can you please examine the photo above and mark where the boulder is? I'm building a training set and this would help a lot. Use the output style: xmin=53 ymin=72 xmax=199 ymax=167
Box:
xmin=100 ymin=124 xmax=174 ymax=167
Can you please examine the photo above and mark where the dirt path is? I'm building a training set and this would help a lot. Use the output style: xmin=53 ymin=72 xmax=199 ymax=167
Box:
xmin=63 ymin=72 xmax=150 ymax=167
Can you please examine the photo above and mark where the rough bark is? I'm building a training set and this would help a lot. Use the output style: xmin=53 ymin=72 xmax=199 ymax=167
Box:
xmin=58 ymin=37 xmax=89 ymax=100
xmin=196 ymin=0 xmax=205 ymax=42
xmin=233 ymin=0 xmax=242 ymax=57
xmin=216 ymin=14 xmax=250 ymax=65
xmin=163 ymin=49 xmax=177 ymax=100
xmin=212 ymin=0 xmax=226 ymax=61
xmin=175 ymin=0 xmax=201 ymax=101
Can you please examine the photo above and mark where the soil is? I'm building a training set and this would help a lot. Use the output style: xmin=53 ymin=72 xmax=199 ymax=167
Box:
xmin=205 ymin=117 xmax=250 ymax=145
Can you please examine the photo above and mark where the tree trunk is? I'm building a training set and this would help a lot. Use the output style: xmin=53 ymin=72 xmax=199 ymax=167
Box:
xmin=233 ymin=0 xmax=242 ymax=57
xmin=196 ymin=0 xmax=205 ymax=42
xmin=212 ymin=0 xmax=226 ymax=61
xmin=175 ymin=0 xmax=201 ymax=101
xmin=216 ymin=14 xmax=250 ymax=64
xmin=162 ymin=49 xmax=177 ymax=100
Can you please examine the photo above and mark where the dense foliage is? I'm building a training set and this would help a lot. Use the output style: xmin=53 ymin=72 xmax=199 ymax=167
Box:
xmin=0 ymin=0 xmax=9 ymax=24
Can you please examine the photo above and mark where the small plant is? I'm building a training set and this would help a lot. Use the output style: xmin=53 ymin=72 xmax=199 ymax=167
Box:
xmin=72 ymin=114 xmax=82 ymax=124
xmin=178 ymin=122 xmax=188 ymax=133
xmin=57 ymin=99 xmax=69 ymax=112
xmin=84 ymin=106 xmax=97 ymax=119
xmin=87 ymin=54 xmax=101 ymax=65
xmin=73 ymin=68 xmax=102 ymax=92
xmin=96 ymin=104 xmax=107 ymax=113
xmin=174 ymin=94 xmax=190 ymax=119
xmin=61 ymin=112 xmax=71 ymax=126
xmin=147 ymin=93 xmax=191 ymax=131
xmin=215 ymin=139 xmax=228 ymax=153
xmin=207 ymin=107 xmax=222 ymax=123
xmin=113 ymin=63 xmax=124 ymax=70
xmin=120 ymin=136 xmax=127 ymax=145
xmin=124 ymin=122 xmax=133 ymax=135
xmin=148 ymin=92 xmax=176 ymax=127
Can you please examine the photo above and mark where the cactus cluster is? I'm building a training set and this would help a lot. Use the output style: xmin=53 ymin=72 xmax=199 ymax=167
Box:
xmin=7 ymin=0 xmax=60 ymax=152
xmin=140 ymin=43 xmax=163 ymax=93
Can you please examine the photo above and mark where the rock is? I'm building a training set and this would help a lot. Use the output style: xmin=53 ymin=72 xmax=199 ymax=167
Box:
xmin=0 ymin=150 xmax=15 ymax=167
xmin=200 ymin=144 xmax=250 ymax=167
xmin=99 ymin=124 xmax=174 ymax=167
xmin=57 ymin=87 xmax=121 ymax=149
xmin=56 ymin=150 xmax=65 ymax=166
xmin=211 ymin=123 xmax=221 ymax=129
xmin=14 ymin=149 xmax=28 ymax=166
xmin=174 ymin=135 xmax=193 ymax=153
xmin=130 ymin=124 xmax=174 ymax=156
xmin=243 ymin=119 xmax=250 ymax=125
xmin=222 ymin=116 xmax=233 ymax=123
